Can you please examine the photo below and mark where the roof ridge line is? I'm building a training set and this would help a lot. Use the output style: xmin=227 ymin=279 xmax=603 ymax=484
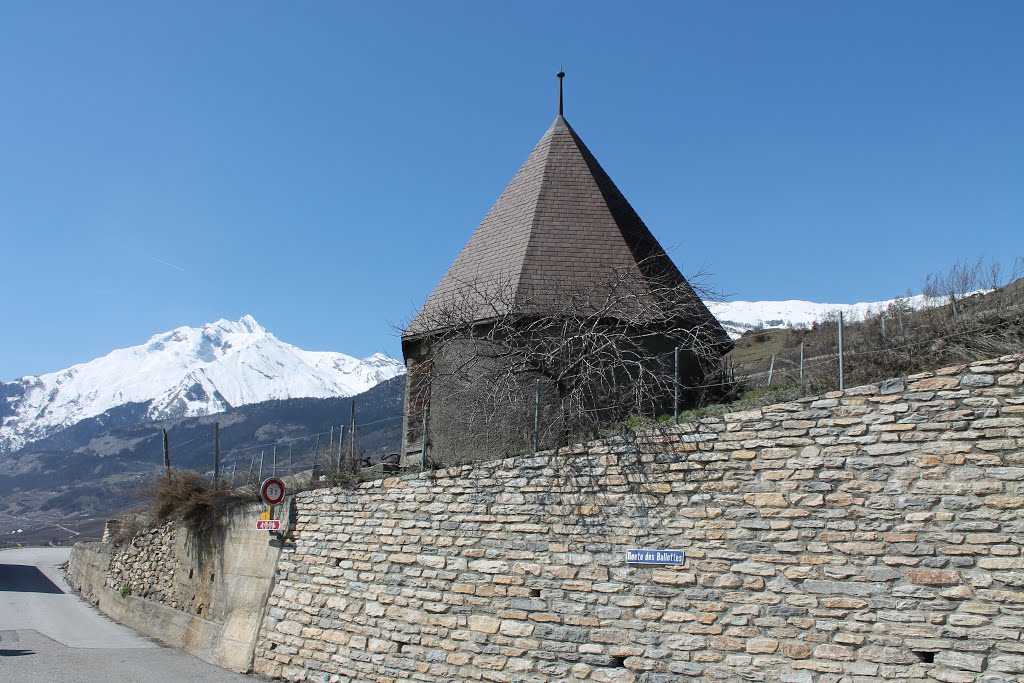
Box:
xmin=514 ymin=117 xmax=567 ymax=307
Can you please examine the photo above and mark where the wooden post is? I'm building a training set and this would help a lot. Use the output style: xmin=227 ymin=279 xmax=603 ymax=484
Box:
xmin=767 ymin=355 xmax=775 ymax=386
xmin=289 ymin=445 xmax=293 ymax=474
xmin=312 ymin=434 xmax=320 ymax=473
xmin=838 ymin=311 xmax=845 ymax=391
xmin=248 ymin=456 xmax=255 ymax=484
xmin=272 ymin=445 xmax=277 ymax=477
xmin=337 ymin=425 xmax=345 ymax=473
xmin=328 ymin=425 xmax=334 ymax=452
xmin=214 ymin=422 xmax=221 ymax=482
xmin=162 ymin=429 xmax=171 ymax=481
xmin=258 ymin=451 xmax=264 ymax=481
xmin=349 ymin=400 xmax=357 ymax=470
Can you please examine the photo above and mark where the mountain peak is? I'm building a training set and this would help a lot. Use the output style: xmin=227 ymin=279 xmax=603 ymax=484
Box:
xmin=239 ymin=313 xmax=262 ymax=332
xmin=0 ymin=317 xmax=404 ymax=453
xmin=204 ymin=314 xmax=267 ymax=336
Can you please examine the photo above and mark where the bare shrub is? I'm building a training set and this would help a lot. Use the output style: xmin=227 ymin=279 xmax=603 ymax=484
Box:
xmin=401 ymin=256 xmax=735 ymax=461
xmin=144 ymin=470 xmax=257 ymax=535
xmin=111 ymin=512 xmax=149 ymax=546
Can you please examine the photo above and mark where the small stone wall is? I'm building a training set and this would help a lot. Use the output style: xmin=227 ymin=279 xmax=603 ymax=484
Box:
xmin=254 ymin=354 xmax=1024 ymax=682
xmin=105 ymin=523 xmax=197 ymax=608
xmin=67 ymin=503 xmax=286 ymax=672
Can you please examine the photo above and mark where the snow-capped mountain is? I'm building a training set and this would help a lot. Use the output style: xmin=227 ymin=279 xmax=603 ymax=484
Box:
xmin=707 ymin=292 xmax=936 ymax=339
xmin=0 ymin=315 xmax=404 ymax=453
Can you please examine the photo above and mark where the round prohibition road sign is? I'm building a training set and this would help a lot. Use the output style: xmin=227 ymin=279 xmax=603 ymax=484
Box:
xmin=260 ymin=477 xmax=286 ymax=506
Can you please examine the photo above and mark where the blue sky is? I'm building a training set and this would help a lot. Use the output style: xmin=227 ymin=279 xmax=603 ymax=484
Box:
xmin=1 ymin=1 xmax=1022 ymax=380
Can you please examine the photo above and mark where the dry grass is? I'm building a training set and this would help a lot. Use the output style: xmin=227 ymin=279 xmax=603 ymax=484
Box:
xmin=110 ymin=511 xmax=149 ymax=545
xmin=729 ymin=278 xmax=1024 ymax=391
xmin=144 ymin=470 xmax=258 ymax=535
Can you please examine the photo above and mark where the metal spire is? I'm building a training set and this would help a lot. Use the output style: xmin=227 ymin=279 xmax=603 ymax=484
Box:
xmin=557 ymin=68 xmax=565 ymax=117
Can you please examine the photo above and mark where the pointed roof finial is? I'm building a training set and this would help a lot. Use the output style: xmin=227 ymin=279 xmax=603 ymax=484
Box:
xmin=557 ymin=68 xmax=565 ymax=117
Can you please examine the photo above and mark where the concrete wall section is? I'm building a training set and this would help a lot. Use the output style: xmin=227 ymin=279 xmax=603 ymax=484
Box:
xmin=254 ymin=354 xmax=1024 ymax=682
xmin=67 ymin=502 xmax=287 ymax=672
xmin=67 ymin=541 xmax=113 ymax=605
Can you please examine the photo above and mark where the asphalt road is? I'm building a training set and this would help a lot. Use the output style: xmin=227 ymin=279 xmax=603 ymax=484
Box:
xmin=0 ymin=546 xmax=264 ymax=682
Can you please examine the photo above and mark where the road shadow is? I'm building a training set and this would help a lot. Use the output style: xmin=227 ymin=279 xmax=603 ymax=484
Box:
xmin=0 ymin=649 xmax=35 ymax=657
xmin=0 ymin=564 xmax=64 ymax=594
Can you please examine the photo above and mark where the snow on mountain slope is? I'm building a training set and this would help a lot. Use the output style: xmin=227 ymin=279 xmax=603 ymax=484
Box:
xmin=0 ymin=315 xmax=404 ymax=452
xmin=707 ymin=293 xmax=932 ymax=339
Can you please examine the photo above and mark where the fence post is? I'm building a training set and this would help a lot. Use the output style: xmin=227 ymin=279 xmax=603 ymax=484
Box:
xmin=533 ymin=378 xmax=541 ymax=452
xmin=349 ymin=400 xmax=357 ymax=470
xmin=289 ymin=445 xmax=293 ymax=474
xmin=258 ymin=451 xmax=264 ymax=481
xmin=248 ymin=456 xmax=255 ymax=484
xmin=767 ymin=355 xmax=775 ymax=386
xmin=673 ymin=346 xmax=680 ymax=424
xmin=162 ymin=429 xmax=171 ymax=481
xmin=336 ymin=425 xmax=345 ymax=473
xmin=312 ymin=435 xmax=320 ymax=473
xmin=272 ymin=445 xmax=277 ymax=477
xmin=214 ymin=422 xmax=221 ymax=482
xmin=838 ymin=311 xmax=845 ymax=391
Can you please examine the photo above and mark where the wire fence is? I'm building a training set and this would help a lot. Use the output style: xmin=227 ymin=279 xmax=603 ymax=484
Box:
xmin=411 ymin=288 xmax=1024 ymax=465
xmin=158 ymin=407 xmax=405 ymax=487
xmin=160 ymin=286 xmax=1023 ymax=480
xmin=735 ymin=292 xmax=1024 ymax=394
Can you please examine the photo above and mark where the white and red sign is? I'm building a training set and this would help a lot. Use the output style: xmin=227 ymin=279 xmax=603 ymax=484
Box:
xmin=256 ymin=519 xmax=281 ymax=531
xmin=260 ymin=477 xmax=286 ymax=506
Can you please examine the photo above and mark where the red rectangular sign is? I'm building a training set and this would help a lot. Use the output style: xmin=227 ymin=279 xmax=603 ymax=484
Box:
xmin=256 ymin=519 xmax=281 ymax=531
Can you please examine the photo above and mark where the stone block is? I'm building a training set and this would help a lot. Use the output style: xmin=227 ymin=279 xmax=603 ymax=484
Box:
xmin=934 ymin=650 xmax=986 ymax=672
xmin=814 ymin=643 xmax=854 ymax=660
xmin=961 ymin=374 xmax=996 ymax=387
xmin=468 ymin=560 xmax=509 ymax=574
xmin=910 ymin=377 xmax=960 ymax=391
xmin=802 ymin=580 xmax=873 ymax=596
xmin=860 ymin=646 xmax=919 ymax=664
xmin=468 ymin=615 xmax=501 ymax=634
xmin=907 ymin=569 xmax=960 ymax=585
xmin=743 ymin=493 xmax=788 ymax=507
xmin=989 ymin=655 xmax=1024 ymax=673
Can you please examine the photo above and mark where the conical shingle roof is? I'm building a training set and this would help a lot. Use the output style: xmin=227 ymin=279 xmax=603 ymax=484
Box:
xmin=405 ymin=114 xmax=727 ymax=343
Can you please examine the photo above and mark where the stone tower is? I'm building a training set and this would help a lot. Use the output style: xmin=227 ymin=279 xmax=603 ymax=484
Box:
xmin=400 ymin=75 xmax=730 ymax=468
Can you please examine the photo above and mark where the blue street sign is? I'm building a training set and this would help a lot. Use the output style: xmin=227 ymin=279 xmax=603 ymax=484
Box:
xmin=626 ymin=549 xmax=686 ymax=565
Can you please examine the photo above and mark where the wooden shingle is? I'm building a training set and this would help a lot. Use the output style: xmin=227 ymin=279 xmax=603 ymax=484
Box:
xmin=405 ymin=114 xmax=726 ymax=342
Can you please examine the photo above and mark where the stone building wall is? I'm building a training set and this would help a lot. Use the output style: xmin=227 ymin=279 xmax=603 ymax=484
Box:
xmin=254 ymin=354 xmax=1024 ymax=682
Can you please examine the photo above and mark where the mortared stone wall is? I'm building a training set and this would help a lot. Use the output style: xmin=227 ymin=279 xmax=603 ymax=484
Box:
xmin=254 ymin=354 xmax=1024 ymax=682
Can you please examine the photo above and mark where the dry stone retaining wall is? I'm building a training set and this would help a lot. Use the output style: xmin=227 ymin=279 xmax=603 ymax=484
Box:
xmin=253 ymin=354 xmax=1024 ymax=682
